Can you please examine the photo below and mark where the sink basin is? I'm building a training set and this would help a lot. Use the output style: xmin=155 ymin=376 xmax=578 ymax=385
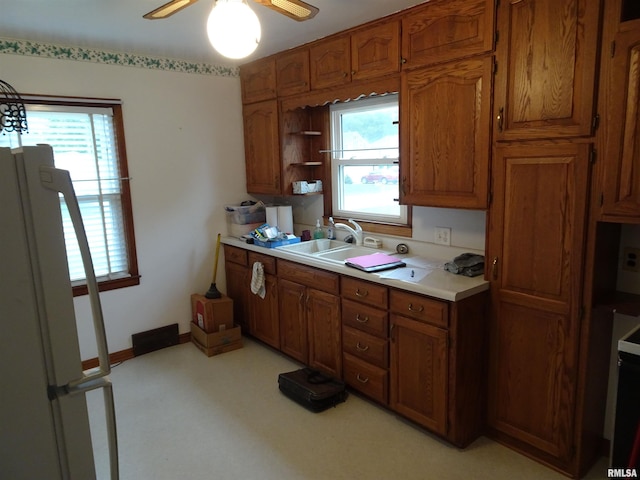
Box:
xmin=315 ymin=246 xmax=393 ymax=262
xmin=276 ymin=239 xmax=347 ymax=254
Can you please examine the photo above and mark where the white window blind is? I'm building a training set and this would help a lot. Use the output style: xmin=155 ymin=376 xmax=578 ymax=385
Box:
xmin=1 ymin=105 xmax=129 ymax=283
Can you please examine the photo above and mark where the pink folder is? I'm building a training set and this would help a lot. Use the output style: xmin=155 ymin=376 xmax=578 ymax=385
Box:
xmin=346 ymin=252 xmax=404 ymax=268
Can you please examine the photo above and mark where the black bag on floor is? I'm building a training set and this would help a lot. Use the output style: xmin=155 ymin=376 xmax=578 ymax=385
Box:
xmin=278 ymin=368 xmax=348 ymax=412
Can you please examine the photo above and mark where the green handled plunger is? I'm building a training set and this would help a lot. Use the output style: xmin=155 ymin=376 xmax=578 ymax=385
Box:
xmin=205 ymin=233 xmax=222 ymax=299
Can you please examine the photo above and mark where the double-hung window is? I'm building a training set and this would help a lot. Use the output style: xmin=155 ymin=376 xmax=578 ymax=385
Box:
xmin=330 ymin=94 xmax=407 ymax=226
xmin=0 ymin=98 xmax=139 ymax=295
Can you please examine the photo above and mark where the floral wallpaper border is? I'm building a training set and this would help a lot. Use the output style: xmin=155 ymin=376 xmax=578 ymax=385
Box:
xmin=0 ymin=37 xmax=239 ymax=77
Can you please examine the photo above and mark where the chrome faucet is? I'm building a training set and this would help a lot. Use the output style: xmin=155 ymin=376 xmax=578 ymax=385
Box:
xmin=334 ymin=219 xmax=363 ymax=246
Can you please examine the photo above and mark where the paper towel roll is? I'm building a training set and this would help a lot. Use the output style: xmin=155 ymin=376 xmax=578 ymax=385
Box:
xmin=278 ymin=205 xmax=294 ymax=234
xmin=266 ymin=206 xmax=279 ymax=228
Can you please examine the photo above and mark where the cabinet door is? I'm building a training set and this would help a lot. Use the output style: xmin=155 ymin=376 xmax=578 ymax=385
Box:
xmin=487 ymin=142 xmax=590 ymax=463
xmin=494 ymin=0 xmax=601 ymax=140
xmin=390 ymin=314 xmax=448 ymax=435
xmin=243 ymin=100 xmax=281 ymax=195
xmin=278 ymin=279 xmax=308 ymax=363
xmin=224 ymin=260 xmax=250 ymax=334
xmin=401 ymin=0 xmax=494 ymax=69
xmin=249 ymin=274 xmax=280 ymax=349
xmin=307 ymin=288 xmax=342 ymax=378
xmin=400 ymin=56 xmax=492 ymax=208
xmin=351 ymin=20 xmax=400 ymax=82
xmin=601 ymin=26 xmax=640 ymax=218
xmin=309 ymin=35 xmax=351 ymax=90
xmin=240 ymin=58 xmax=276 ymax=104
xmin=276 ymin=49 xmax=310 ymax=97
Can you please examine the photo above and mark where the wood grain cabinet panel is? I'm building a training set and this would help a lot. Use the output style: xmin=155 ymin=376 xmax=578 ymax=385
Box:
xmin=310 ymin=35 xmax=352 ymax=90
xmin=278 ymin=278 xmax=308 ymax=363
xmin=487 ymin=142 xmax=591 ymax=464
xmin=276 ymin=48 xmax=310 ymax=97
xmin=600 ymin=25 xmax=640 ymax=219
xmin=240 ymin=58 xmax=276 ymax=104
xmin=343 ymin=353 xmax=388 ymax=404
xmin=223 ymin=250 xmax=250 ymax=333
xmin=351 ymin=20 xmax=400 ymax=81
xmin=400 ymin=56 xmax=492 ymax=208
xmin=401 ymin=0 xmax=494 ymax=69
xmin=493 ymin=0 xmax=600 ymax=140
xmin=242 ymin=100 xmax=281 ymax=195
xmin=307 ymin=288 xmax=342 ymax=378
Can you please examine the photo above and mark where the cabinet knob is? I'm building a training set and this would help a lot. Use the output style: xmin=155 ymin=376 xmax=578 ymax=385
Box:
xmin=492 ymin=257 xmax=499 ymax=280
xmin=356 ymin=342 xmax=369 ymax=352
xmin=356 ymin=373 xmax=369 ymax=384
xmin=355 ymin=314 xmax=369 ymax=323
xmin=497 ymin=107 xmax=504 ymax=133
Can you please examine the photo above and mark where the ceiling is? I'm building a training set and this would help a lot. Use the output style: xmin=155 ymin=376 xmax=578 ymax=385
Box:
xmin=0 ymin=0 xmax=425 ymax=67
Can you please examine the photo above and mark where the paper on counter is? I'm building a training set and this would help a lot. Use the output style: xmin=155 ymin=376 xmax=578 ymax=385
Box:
xmin=379 ymin=266 xmax=432 ymax=282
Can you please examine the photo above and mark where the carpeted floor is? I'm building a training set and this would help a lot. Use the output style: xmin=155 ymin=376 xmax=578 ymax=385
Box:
xmin=87 ymin=336 xmax=608 ymax=479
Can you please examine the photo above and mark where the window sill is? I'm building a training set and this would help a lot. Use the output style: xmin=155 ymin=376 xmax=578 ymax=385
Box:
xmin=72 ymin=275 xmax=141 ymax=297
xmin=328 ymin=217 xmax=412 ymax=238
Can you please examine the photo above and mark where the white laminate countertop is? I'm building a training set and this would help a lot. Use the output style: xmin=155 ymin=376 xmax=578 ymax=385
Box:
xmin=222 ymin=237 xmax=489 ymax=302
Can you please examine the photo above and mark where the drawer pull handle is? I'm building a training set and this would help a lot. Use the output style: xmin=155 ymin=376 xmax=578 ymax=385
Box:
xmin=355 ymin=314 xmax=369 ymax=323
xmin=356 ymin=342 xmax=369 ymax=352
xmin=355 ymin=288 xmax=368 ymax=297
xmin=408 ymin=303 xmax=424 ymax=313
xmin=356 ymin=373 xmax=369 ymax=384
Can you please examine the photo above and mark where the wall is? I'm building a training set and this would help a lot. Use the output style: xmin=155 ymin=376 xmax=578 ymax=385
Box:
xmin=0 ymin=50 xmax=247 ymax=360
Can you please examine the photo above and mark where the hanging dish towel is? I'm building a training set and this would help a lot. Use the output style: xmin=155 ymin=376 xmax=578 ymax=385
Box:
xmin=251 ymin=261 xmax=266 ymax=299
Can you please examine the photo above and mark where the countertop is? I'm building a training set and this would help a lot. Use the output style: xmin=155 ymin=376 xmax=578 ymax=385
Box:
xmin=222 ymin=237 xmax=489 ymax=302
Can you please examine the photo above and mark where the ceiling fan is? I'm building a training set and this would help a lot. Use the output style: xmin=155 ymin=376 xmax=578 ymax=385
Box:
xmin=143 ymin=0 xmax=319 ymax=22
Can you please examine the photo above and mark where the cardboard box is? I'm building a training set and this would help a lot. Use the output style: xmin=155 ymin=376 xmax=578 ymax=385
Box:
xmin=190 ymin=322 xmax=243 ymax=357
xmin=190 ymin=321 xmax=241 ymax=347
xmin=190 ymin=294 xmax=234 ymax=333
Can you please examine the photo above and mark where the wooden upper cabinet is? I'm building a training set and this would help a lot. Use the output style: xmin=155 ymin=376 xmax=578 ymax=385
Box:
xmin=276 ymin=48 xmax=310 ymax=97
xmin=351 ymin=20 xmax=400 ymax=81
xmin=494 ymin=0 xmax=601 ymax=140
xmin=401 ymin=0 xmax=494 ymax=69
xmin=600 ymin=22 xmax=640 ymax=219
xmin=310 ymin=35 xmax=352 ymax=90
xmin=240 ymin=58 xmax=276 ymax=104
xmin=400 ymin=56 xmax=493 ymax=209
xmin=242 ymin=100 xmax=281 ymax=195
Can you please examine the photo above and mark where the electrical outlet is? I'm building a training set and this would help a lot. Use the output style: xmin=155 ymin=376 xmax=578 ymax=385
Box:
xmin=622 ymin=247 xmax=640 ymax=272
xmin=434 ymin=227 xmax=451 ymax=246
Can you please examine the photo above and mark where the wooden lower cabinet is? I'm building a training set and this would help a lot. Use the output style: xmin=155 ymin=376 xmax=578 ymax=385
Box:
xmin=223 ymin=245 xmax=250 ymax=333
xmin=390 ymin=314 xmax=448 ymax=436
xmin=307 ymin=288 xmax=342 ymax=378
xmin=278 ymin=279 xmax=308 ymax=363
xmin=248 ymin=252 xmax=280 ymax=349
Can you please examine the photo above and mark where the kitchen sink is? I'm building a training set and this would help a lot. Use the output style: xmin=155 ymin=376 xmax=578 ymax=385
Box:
xmin=277 ymin=240 xmax=394 ymax=264
xmin=276 ymin=239 xmax=347 ymax=255
xmin=315 ymin=246 xmax=391 ymax=262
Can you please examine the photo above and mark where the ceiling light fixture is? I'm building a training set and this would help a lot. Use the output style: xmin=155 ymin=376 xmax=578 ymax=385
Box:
xmin=207 ymin=0 xmax=261 ymax=59
xmin=0 ymin=79 xmax=28 ymax=134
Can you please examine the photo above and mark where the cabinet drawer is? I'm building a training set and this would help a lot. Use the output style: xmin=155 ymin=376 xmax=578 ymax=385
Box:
xmin=343 ymin=353 xmax=388 ymax=405
xmin=342 ymin=298 xmax=388 ymax=338
xmin=277 ymin=259 xmax=339 ymax=294
xmin=248 ymin=251 xmax=277 ymax=275
xmin=341 ymin=277 xmax=388 ymax=309
xmin=389 ymin=290 xmax=448 ymax=328
xmin=342 ymin=326 xmax=388 ymax=368
xmin=224 ymin=245 xmax=248 ymax=266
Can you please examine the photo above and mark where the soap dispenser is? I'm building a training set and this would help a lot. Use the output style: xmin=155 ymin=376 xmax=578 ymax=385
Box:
xmin=313 ymin=219 xmax=324 ymax=239
xmin=327 ymin=216 xmax=336 ymax=240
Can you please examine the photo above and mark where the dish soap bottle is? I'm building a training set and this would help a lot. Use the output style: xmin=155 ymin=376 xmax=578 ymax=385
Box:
xmin=327 ymin=216 xmax=336 ymax=240
xmin=313 ymin=219 xmax=324 ymax=239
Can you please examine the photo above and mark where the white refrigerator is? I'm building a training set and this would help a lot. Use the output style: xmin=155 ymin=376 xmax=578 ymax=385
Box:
xmin=0 ymin=145 xmax=118 ymax=479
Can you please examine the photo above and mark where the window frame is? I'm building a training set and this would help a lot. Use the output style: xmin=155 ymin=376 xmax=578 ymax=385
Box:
xmin=328 ymin=94 xmax=411 ymax=234
xmin=10 ymin=96 xmax=140 ymax=296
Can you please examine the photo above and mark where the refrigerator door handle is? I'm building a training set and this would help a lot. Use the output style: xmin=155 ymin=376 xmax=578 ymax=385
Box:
xmin=39 ymin=165 xmax=119 ymax=480
xmin=39 ymin=165 xmax=110 ymax=381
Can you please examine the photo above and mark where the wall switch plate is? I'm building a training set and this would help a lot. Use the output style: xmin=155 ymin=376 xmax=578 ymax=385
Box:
xmin=435 ymin=227 xmax=451 ymax=246
xmin=622 ymin=247 xmax=640 ymax=272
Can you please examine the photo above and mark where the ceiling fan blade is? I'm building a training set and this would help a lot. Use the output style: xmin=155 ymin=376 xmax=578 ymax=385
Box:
xmin=143 ymin=0 xmax=199 ymax=19
xmin=253 ymin=0 xmax=319 ymax=22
